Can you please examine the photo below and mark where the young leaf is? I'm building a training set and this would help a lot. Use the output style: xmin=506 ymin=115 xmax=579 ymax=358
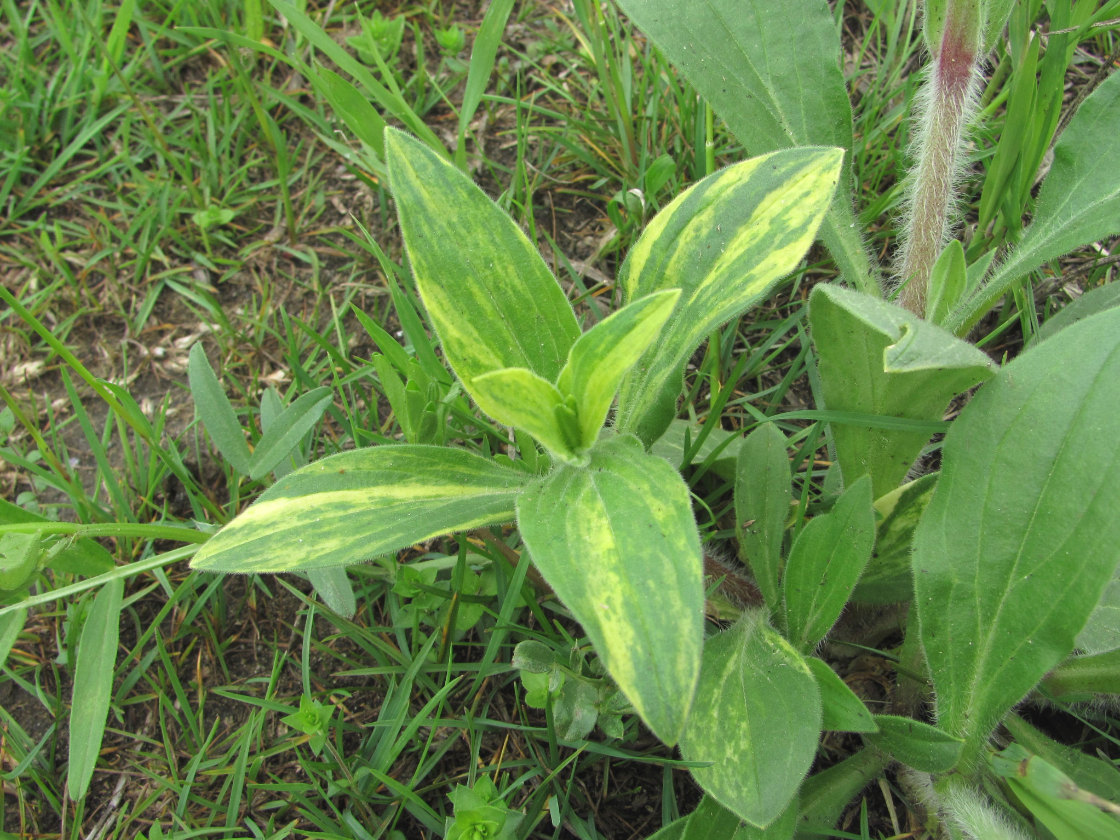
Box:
xmin=188 ymin=343 xmax=252 ymax=475
xmin=679 ymin=611 xmax=821 ymax=828
xmin=516 ymin=434 xmax=704 ymax=744
xmin=616 ymin=147 xmax=843 ymax=443
xmin=313 ymin=66 xmax=387 ymax=163
xmin=807 ymin=657 xmax=877 ymax=734
xmin=782 ymin=475 xmax=874 ymax=652
xmin=470 ymin=368 xmax=578 ymax=463
xmin=925 ymin=239 xmax=968 ymax=326
xmin=67 ymin=577 xmax=123 ymax=801
xmin=386 ymin=127 xmax=579 ymax=391
xmin=853 ymin=472 xmax=939 ymax=604
xmin=950 ymin=69 xmax=1120 ymax=335
xmin=862 ymin=715 xmax=963 ymax=773
xmin=914 ymin=307 xmax=1120 ymax=761
xmin=734 ymin=423 xmax=791 ymax=615
xmin=556 ymin=288 xmax=680 ymax=450
xmin=992 ymin=744 xmax=1120 ymax=840
xmin=248 ymin=386 xmax=332 ymax=479
xmin=613 ymin=0 xmax=874 ymax=294
xmin=191 ymin=446 xmax=530 ymax=573
xmin=809 ymin=284 xmax=994 ymax=499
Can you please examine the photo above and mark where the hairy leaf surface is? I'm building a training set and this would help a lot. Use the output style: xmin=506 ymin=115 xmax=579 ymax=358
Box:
xmin=914 ymin=307 xmax=1120 ymax=757
xmin=809 ymin=284 xmax=994 ymax=499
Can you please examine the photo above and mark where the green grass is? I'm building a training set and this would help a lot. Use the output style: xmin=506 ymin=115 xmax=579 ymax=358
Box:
xmin=2 ymin=1 xmax=1119 ymax=838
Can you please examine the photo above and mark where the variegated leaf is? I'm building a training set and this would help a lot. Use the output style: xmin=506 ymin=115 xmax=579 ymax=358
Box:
xmin=556 ymin=289 xmax=680 ymax=450
xmin=516 ymin=433 xmax=704 ymax=743
xmin=615 ymin=148 xmax=842 ymax=444
xmin=471 ymin=368 xmax=582 ymax=464
xmin=191 ymin=446 xmax=530 ymax=573
xmin=680 ymin=611 xmax=820 ymax=827
xmin=386 ymin=127 xmax=579 ymax=390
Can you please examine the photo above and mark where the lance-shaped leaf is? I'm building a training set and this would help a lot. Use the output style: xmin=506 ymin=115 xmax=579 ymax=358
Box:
xmin=809 ymin=284 xmax=994 ymax=499
xmin=783 ymin=475 xmax=874 ymax=652
xmin=808 ymin=657 xmax=877 ymax=734
xmin=680 ymin=611 xmax=820 ymax=828
xmin=914 ymin=307 xmax=1120 ymax=761
xmin=471 ymin=368 xmax=580 ymax=463
xmin=853 ymin=473 xmax=938 ymax=604
xmin=516 ymin=433 xmax=703 ymax=743
xmin=386 ymin=127 xmax=579 ymax=390
xmin=863 ymin=715 xmax=963 ymax=774
xmin=949 ymin=69 xmax=1120 ymax=335
xmin=734 ymin=423 xmax=791 ymax=615
xmin=616 ymin=148 xmax=842 ymax=444
xmin=556 ymin=289 xmax=680 ymax=450
xmin=191 ymin=446 xmax=530 ymax=573
xmin=614 ymin=0 xmax=875 ymax=294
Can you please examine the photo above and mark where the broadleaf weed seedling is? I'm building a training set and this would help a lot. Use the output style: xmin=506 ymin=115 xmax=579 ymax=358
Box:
xmin=2 ymin=0 xmax=1119 ymax=836
xmin=183 ymin=0 xmax=1120 ymax=836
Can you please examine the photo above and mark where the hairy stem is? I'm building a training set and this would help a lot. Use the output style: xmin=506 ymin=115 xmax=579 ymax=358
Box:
xmin=897 ymin=1 xmax=983 ymax=316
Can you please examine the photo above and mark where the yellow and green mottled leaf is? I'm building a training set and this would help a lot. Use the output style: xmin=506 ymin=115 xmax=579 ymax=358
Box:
xmin=471 ymin=368 xmax=581 ymax=463
xmin=680 ymin=611 xmax=820 ymax=828
xmin=556 ymin=289 xmax=679 ymax=449
xmin=516 ymin=433 xmax=703 ymax=743
xmin=191 ymin=446 xmax=530 ymax=573
xmin=386 ymin=128 xmax=579 ymax=391
xmin=615 ymin=148 xmax=842 ymax=444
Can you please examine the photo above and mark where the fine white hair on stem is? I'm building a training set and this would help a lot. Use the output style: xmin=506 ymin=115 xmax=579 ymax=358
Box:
xmin=901 ymin=769 xmax=1032 ymax=840
xmin=894 ymin=37 xmax=984 ymax=316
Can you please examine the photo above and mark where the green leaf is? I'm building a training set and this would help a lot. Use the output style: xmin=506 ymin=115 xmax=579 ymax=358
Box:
xmin=925 ymin=239 xmax=968 ymax=326
xmin=188 ymin=343 xmax=252 ymax=475
xmin=1041 ymin=649 xmax=1120 ymax=702
xmin=516 ymin=434 xmax=703 ymax=743
xmin=455 ymin=0 xmax=515 ymax=166
xmin=313 ymin=66 xmax=387 ymax=163
xmin=556 ymin=289 xmax=680 ymax=450
xmin=67 ymin=577 xmax=122 ymax=801
xmin=306 ymin=567 xmax=356 ymax=619
xmin=992 ymin=744 xmax=1120 ymax=840
xmin=863 ymin=715 xmax=963 ymax=773
xmin=950 ymin=69 xmax=1120 ymax=334
xmin=797 ymin=749 xmax=889 ymax=833
xmin=782 ymin=475 xmax=874 ymax=651
xmin=651 ymin=419 xmax=743 ymax=480
xmin=807 ymin=657 xmax=877 ymax=734
xmin=616 ymin=147 xmax=843 ymax=443
xmin=0 ymin=532 xmax=39 ymax=590
xmin=808 ymin=283 xmax=994 ymax=499
xmin=679 ymin=611 xmax=820 ymax=828
xmin=1077 ymin=575 xmax=1120 ymax=654
xmin=249 ymin=386 xmax=331 ymax=479
xmin=191 ymin=446 xmax=530 ymax=573
xmin=613 ymin=0 xmax=874 ymax=294
xmin=0 ymin=500 xmax=113 ymax=577
xmin=853 ymin=473 xmax=939 ymax=604
xmin=1034 ymin=283 xmax=1120 ymax=346
xmin=1005 ymin=715 xmax=1120 ymax=805
xmin=913 ymin=307 xmax=1120 ymax=760
xmin=0 ymin=607 xmax=26 ymax=669
xmin=734 ymin=424 xmax=791 ymax=615
xmin=386 ymin=127 xmax=579 ymax=392
xmin=470 ymin=368 xmax=579 ymax=462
